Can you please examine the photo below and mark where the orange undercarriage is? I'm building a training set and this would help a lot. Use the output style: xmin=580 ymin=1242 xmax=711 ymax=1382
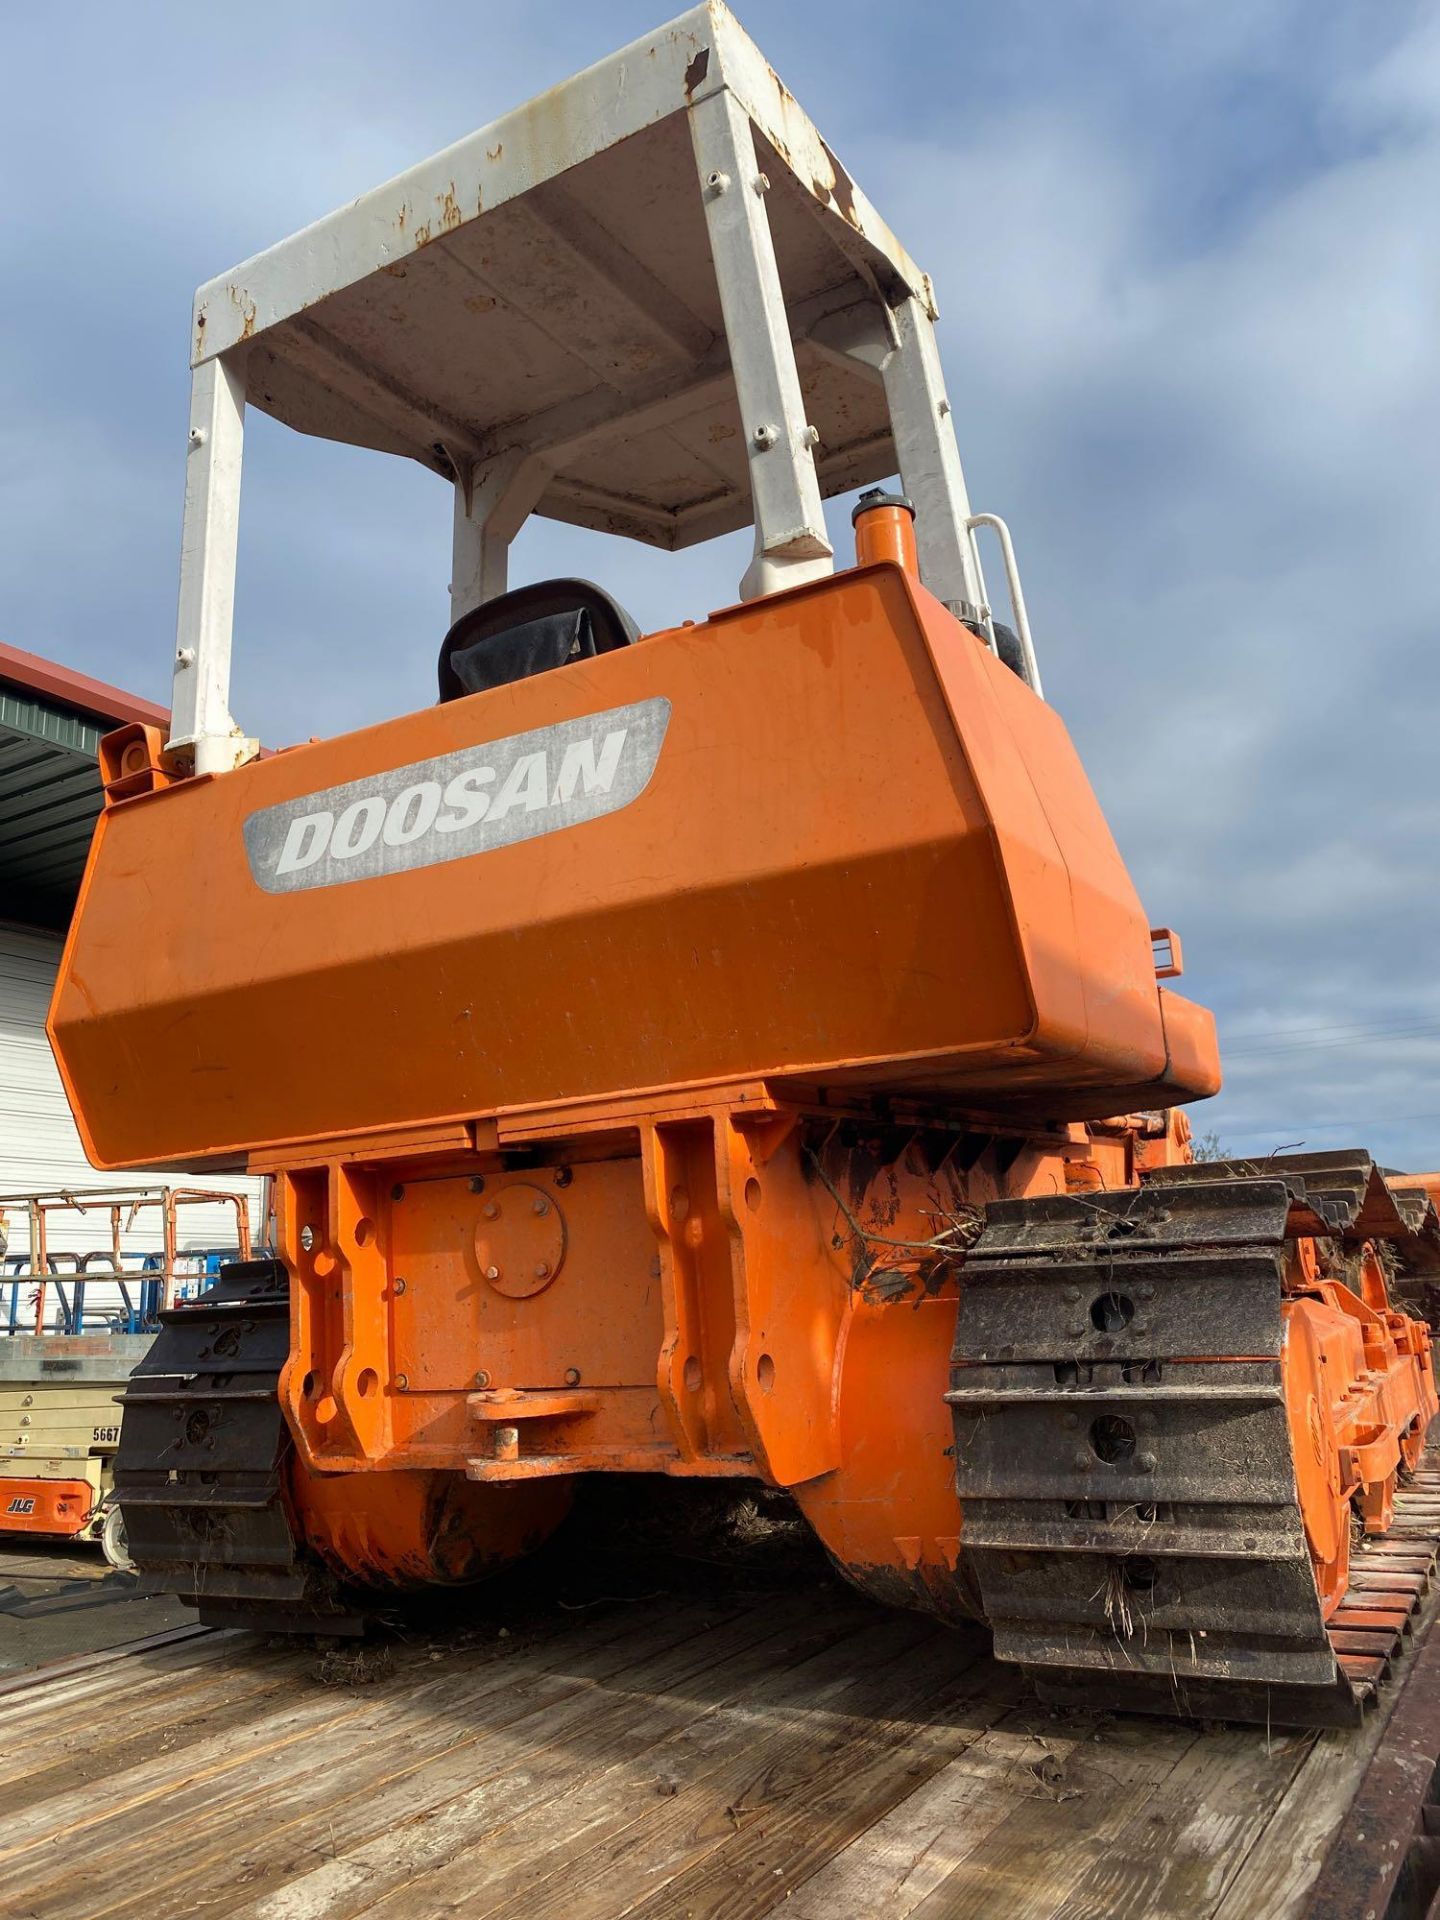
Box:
xmin=1283 ymin=1238 xmax=1437 ymax=1615
xmin=275 ymin=1097 xmax=1438 ymax=1627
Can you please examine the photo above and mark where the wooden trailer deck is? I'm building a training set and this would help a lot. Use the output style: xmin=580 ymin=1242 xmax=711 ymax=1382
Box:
xmin=0 ymin=1560 xmax=1421 ymax=1920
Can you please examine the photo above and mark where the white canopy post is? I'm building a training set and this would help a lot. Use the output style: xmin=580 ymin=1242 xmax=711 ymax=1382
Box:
xmin=687 ymin=86 xmax=833 ymax=601
xmin=450 ymin=450 xmax=552 ymax=622
xmin=169 ymin=355 xmax=255 ymax=774
xmin=880 ymin=292 xmax=988 ymax=622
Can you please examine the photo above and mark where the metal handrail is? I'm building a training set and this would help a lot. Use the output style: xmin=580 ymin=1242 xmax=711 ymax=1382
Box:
xmin=964 ymin=512 xmax=1044 ymax=699
xmin=0 ymin=1186 xmax=253 ymax=1336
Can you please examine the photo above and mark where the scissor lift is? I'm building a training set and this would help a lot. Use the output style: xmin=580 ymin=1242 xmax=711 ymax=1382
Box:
xmin=0 ymin=1189 xmax=253 ymax=1564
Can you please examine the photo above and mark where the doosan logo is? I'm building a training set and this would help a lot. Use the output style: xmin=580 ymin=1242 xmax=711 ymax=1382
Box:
xmin=275 ymin=727 xmax=628 ymax=875
xmin=243 ymin=698 xmax=670 ymax=894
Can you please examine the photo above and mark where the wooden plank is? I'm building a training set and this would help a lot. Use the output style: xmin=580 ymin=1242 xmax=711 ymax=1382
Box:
xmin=765 ymin=1707 xmax=1098 ymax=1920
xmin=0 ymin=1623 xmax=216 ymax=1698
xmin=28 ymin=1597 xmax=831 ymax=1920
xmin=615 ymin=1666 xmax=1034 ymax=1920
xmin=1328 ymin=1629 xmax=1396 ymax=1655
xmin=0 ymin=1655 xmax=316 ymax=1816
xmin=225 ymin=1601 xmax=919 ymax=1920
xmin=6 ymin=1600 xmax=738 ymax=1918
xmin=1046 ymin=1723 xmax=1316 ymax=1919
xmin=1347 ymin=1572 xmax=1424 ymax=1594
xmin=3 ymin=1598 xmax=738 ymax=1918
xmin=902 ymin=1717 xmax=1198 ymax=1920
xmin=1341 ymin=1587 xmax=1420 ymax=1610
xmin=0 ymin=1644 xmax=303 ymax=1793
xmin=0 ymin=1654 xmax=296 ymax=1790
xmin=0 ymin=1626 xmax=258 ymax=1730
xmin=1336 ymin=1653 xmax=1387 ymax=1684
xmin=174 ymin=1597 xmax=862 ymax=1920
xmin=1330 ymin=1608 xmax=1410 ymax=1631
xmin=1210 ymin=1719 xmax=1388 ymax=1920
xmin=0 ymin=1666 xmax=427 ymax=1868
xmin=1210 ymin=1586 xmax=1440 ymax=1920
xmin=0 ymin=1580 xmax=604 ymax=1787
xmin=8 ymin=1570 xmax=1433 ymax=1920
xmin=464 ymin=1634 xmax=1011 ymax=1920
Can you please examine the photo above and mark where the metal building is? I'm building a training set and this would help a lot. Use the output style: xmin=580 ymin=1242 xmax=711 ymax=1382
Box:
xmin=0 ymin=641 xmax=263 ymax=1264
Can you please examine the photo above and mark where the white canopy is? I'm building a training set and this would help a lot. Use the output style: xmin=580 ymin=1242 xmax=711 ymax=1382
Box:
xmin=193 ymin=3 xmax=929 ymax=551
xmin=169 ymin=6 xmax=1026 ymax=773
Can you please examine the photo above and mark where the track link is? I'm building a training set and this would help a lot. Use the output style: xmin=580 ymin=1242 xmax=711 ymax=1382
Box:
xmin=114 ymin=1260 xmax=358 ymax=1633
xmin=948 ymin=1173 xmax=1440 ymax=1727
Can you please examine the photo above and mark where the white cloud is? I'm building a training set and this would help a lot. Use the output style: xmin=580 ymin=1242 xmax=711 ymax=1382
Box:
xmin=861 ymin=5 xmax=1440 ymax=1159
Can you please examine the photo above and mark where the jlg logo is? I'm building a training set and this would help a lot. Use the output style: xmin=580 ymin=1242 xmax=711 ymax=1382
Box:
xmin=6 ymin=1497 xmax=35 ymax=1516
xmin=243 ymin=699 xmax=670 ymax=894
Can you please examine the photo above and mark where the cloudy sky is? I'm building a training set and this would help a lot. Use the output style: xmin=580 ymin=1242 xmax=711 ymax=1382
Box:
xmin=5 ymin=1 xmax=1439 ymax=1165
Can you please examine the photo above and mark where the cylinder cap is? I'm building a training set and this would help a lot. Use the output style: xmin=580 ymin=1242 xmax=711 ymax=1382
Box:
xmin=851 ymin=487 xmax=915 ymax=525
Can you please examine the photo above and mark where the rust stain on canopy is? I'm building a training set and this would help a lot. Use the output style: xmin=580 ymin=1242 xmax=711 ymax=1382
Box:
xmin=683 ymin=46 xmax=709 ymax=95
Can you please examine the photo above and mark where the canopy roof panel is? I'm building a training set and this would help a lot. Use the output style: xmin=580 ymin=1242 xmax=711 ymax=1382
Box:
xmin=195 ymin=3 xmax=926 ymax=549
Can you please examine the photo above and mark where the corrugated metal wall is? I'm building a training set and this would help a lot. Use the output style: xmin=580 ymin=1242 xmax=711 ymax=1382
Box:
xmin=0 ymin=921 xmax=266 ymax=1272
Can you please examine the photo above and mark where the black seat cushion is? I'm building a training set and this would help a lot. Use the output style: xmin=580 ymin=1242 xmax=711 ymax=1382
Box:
xmin=438 ymin=578 xmax=641 ymax=702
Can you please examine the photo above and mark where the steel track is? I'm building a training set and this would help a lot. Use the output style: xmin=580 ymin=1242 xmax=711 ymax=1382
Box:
xmin=113 ymin=1261 xmax=359 ymax=1634
xmin=948 ymin=1172 xmax=1440 ymax=1727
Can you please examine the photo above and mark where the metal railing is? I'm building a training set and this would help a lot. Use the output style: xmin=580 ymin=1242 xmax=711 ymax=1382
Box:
xmin=0 ymin=1187 xmax=254 ymax=1336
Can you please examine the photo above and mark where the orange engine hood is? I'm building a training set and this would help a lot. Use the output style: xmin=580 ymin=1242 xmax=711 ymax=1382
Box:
xmin=50 ymin=565 xmax=1219 ymax=1169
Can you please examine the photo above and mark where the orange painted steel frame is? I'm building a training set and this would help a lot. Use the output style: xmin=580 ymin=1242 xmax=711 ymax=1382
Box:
xmin=273 ymin=1100 xmax=1152 ymax=1606
xmin=53 ymin=517 xmax=1432 ymax=1613
xmin=50 ymin=521 xmax=1217 ymax=1602
xmin=1283 ymin=1238 xmax=1438 ymax=1614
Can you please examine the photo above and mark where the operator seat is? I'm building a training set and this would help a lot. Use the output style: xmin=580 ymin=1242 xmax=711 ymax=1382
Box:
xmin=438 ymin=578 xmax=640 ymax=701
xmin=962 ymin=617 xmax=1028 ymax=683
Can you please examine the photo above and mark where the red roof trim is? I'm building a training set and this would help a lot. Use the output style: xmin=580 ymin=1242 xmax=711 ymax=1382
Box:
xmin=0 ymin=642 xmax=169 ymax=732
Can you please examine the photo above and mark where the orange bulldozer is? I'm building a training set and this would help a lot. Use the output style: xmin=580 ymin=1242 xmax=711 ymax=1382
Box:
xmin=49 ymin=5 xmax=1440 ymax=1726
